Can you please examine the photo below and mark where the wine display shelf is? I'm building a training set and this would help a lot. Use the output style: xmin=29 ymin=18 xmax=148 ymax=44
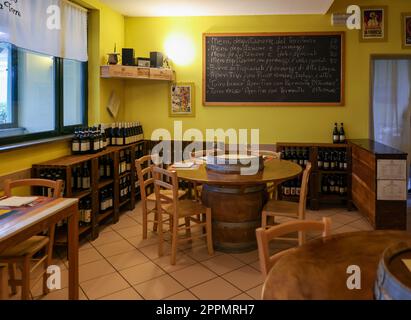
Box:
xmin=32 ymin=141 xmax=147 ymax=245
xmin=276 ymin=142 xmax=353 ymax=211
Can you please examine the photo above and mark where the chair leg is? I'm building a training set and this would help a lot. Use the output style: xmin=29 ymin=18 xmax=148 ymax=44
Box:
xmin=0 ymin=265 xmax=9 ymax=300
xmin=21 ymin=256 xmax=31 ymax=300
xmin=298 ymin=231 xmax=306 ymax=246
xmin=170 ymin=218 xmax=178 ymax=265
xmin=153 ymin=209 xmax=158 ymax=233
xmin=205 ymin=208 xmax=214 ymax=256
xmin=261 ymin=211 xmax=267 ymax=229
xmin=143 ymin=207 xmax=148 ymax=240
xmin=185 ymin=217 xmax=191 ymax=239
xmin=158 ymin=211 xmax=164 ymax=257
xmin=8 ymin=263 xmax=17 ymax=295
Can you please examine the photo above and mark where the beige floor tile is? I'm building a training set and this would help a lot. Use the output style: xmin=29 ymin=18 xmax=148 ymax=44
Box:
xmin=347 ymin=218 xmax=373 ymax=231
xmin=170 ymin=264 xmax=217 ymax=288
xmin=332 ymin=225 xmax=363 ymax=235
xmin=106 ymin=250 xmax=149 ymax=271
xmin=116 ymin=225 xmax=143 ymax=239
xmin=230 ymin=250 xmax=259 ymax=264
xmin=91 ymin=231 xmax=123 ymax=247
xmin=78 ymin=247 xmax=104 ymax=266
xmin=99 ymin=287 xmax=143 ymax=300
xmin=139 ymin=242 xmax=171 ymax=260
xmin=249 ymin=260 xmax=261 ymax=272
xmin=231 ymin=293 xmax=254 ymax=300
xmin=81 ymin=272 xmax=130 ymax=300
xmin=201 ymin=254 xmax=245 ymax=276
xmin=99 ymin=225 xmax=113 ymax=234
xmin=184 ymin=245 xmax=223 ymax=262
xmin=222 ymin=266 xmax=263 ymax=291
xmin=120 ymin=261 xmax=165 ymax=285
xmin=246 ymin=284 xmax=263 ymax=300
xmin=190 ymin=277 xmax=241 ymax=300
xmin=111 ymin=215 xmax=140 ymax=231
xmin=329 ymin=213 xmax=361 ymax=225
xmin=165 ymin=290 xmax=199 ymax=300
xmin=134 ymin=274 xmax=185 ymax=300
xmin=79 ymin=241 xmax=93 ymax=251
xmin=127 ymin=234 xmax=160 ymax=249
xmin=95 ymin=239 xmax=136 ymax=258
xmin=31 ymin=268 xmax=69 ymax=298
xmin=79 ymin=259 xmax=116 ymax=283
xmin=153 ymin=253 xmax=196 ymax=273
xmin=39 ymin=287 xmax=88 ymax=300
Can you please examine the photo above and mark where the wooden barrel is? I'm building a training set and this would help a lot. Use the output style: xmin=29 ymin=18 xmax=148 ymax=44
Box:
xmin=374 ymin=241 xmax=411 ymax=300
xmin=202 ymin=184 xmax=267 ymax=253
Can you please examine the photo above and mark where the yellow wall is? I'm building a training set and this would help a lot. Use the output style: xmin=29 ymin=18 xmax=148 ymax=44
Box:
xmin=123 ymin=0 xmax=411 ymax=144
xmin=0 ymin=0 xmax=125 ymax=177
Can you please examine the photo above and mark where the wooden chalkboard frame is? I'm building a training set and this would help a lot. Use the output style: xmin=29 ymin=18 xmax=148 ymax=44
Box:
xmin=203 ymin=32 xmax=345 ymax=106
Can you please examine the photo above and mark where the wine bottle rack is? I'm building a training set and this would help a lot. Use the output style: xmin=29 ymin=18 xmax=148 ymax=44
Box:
xmin=32 ymin=140 xmax=147 ymax=245
xmin=276 ymin=142 xmax=352 ymax=211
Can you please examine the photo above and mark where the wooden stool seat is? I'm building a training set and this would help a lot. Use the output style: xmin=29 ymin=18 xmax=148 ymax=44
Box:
xmin=147 ymin=189 xmax=186 ymax=202
xmin=263 ymin=200 xmax=299 ymax=218
xmin=0 ymin=236 xmax=49 ymax=258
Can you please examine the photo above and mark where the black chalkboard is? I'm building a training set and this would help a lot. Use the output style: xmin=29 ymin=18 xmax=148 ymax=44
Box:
xmin=203 ymin=32 xmax=345 ymax=106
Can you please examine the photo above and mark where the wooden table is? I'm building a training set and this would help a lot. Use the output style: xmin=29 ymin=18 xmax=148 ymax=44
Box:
xmin=175 ymin=159 xmax=302 ymax=253
xmin=262 ymin=230 xmax=411 ymax=300
xmin=0 ymin=197 xmax=79 ymax=300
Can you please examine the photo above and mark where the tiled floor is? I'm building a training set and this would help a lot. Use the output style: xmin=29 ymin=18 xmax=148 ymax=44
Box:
xmin=6 ymin=201 xmax=410 ymax=300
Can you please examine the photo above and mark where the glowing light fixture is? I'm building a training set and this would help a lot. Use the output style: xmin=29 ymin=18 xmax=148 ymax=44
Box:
xmin=164 ymin=34 xmax=195 ymax=66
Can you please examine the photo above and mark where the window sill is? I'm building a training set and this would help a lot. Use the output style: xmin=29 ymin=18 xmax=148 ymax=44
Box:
xmin=0 ymin=135 xmax=73 ymax=153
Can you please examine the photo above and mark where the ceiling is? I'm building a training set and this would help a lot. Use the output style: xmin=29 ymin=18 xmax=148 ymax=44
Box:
xmin=99 ymin=0 xmax=335 ymax=17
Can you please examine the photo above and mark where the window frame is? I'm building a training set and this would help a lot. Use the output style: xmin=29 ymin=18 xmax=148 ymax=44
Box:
xmin=0 ymin=44 xmax=18 ymax=130
xmin=0 ymin=44 xmax=88 ymax=146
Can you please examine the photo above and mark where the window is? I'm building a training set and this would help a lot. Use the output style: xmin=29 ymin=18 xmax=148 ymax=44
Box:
xmin=0 ymin=43 xmax=87 ymax=145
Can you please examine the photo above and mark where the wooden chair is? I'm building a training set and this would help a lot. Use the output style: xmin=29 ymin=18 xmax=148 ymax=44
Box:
xmin=153 ymin=167 xmax=214 ymax=265
xmin=256 ymin=217 xmax=332 ymax=277
xmin=261 ymin=162 xmax=312 ymax=245
xmin=135 ymin=155 xmax=187 ymax=239
xmin=0 ymin=179 xmax=63 ymax=300
xmin=0 ymin=264 xmax=8 ymax=300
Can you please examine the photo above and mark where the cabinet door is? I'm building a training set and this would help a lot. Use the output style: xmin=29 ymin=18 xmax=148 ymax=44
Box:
xmin=377 ymin=160 xmax=407 ymax=180
xmin=377 ymin=180 xmax=407 ymax=201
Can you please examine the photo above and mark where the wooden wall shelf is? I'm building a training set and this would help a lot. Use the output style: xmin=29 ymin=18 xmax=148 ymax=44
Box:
xmin=32 ymin=141 xmax=147 ymax=245
xmin=100 ymin=65 xmax=176 ymax=81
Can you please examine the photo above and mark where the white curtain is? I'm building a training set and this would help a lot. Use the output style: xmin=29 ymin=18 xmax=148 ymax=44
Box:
xmin=372 ymin=59 xmax=411 ymax=184
xmin=0 ymin=0 xmax=87 ymax=61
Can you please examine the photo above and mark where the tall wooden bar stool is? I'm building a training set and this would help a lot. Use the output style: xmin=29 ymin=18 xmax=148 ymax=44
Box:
xmin=135 ymin=155 xmax=187 ymax=239
xmin=256 ymin=217 xmax=331 ymax=277
xmin=261 ymin=162 xmax=312 ymax=245
xmin=153 ymin=167 xmax=214 ymax=265
xmin=0 ymin=179 xmax=62 ymax=300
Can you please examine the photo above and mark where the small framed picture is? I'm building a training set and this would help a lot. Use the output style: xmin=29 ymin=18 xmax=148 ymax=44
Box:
xmin=402 ymin=13 xmax=411 ymax=49
xmin=169 ymin=82 xmax=195 ymax=117
xmin=360 ymin=6 xmax=388 ymax=42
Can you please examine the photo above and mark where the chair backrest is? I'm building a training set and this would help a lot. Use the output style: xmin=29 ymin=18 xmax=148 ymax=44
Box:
xmin=4 ymin=179 xmax=63 ymax=199
xmin=135 ymin=155 xmax=155 ymax=203
xmin=153 ymin=166 xmax=179 ymax=220
xmin=256 ymin=217 xmax=332 ymax=277
xmin=297 ymin=162 xmax=312 ymax=219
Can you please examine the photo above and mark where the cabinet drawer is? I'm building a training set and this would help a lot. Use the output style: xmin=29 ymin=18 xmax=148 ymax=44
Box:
xmin=377 ymin=159 xmax=407 ymax=180
xmin=352 ymin=145 xmax=375 ymax=169
xmin=377 ymin=180 xmax=407 ymax=201
xmin=101 ymin=65 xmax=137 ymax=78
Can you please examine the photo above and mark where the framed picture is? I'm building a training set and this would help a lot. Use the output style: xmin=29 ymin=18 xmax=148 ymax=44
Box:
xmin=360 ymin=6 xmax=388 ymax=42
xmin=402 ymin=13 xmax=411 ymax=49
xmin=169 ymin=82 xmax=195 ymax=117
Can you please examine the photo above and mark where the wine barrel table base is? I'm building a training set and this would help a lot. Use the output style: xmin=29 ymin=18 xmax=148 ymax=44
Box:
xmin=202 ymin=184 xmax=268 ymax=253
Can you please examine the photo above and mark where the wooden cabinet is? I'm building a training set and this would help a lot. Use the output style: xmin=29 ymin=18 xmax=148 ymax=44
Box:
xmin=349 ymin=139 xmax=407 ymax=230
xmin=32 ymin=141 xmax=147 ymax=245
xmin=276 ymin=143 xmax=352 ymax=211
xmin=101 ymin=65 xmax=175 ymax=81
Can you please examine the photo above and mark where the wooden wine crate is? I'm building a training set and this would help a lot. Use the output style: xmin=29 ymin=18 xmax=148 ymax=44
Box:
xmin=150 ymin=68 xmax=174 ymax=80
xmin=137 ymin=67 xmax=150 ymax=78
xmin=101 ymin=65 xmax=138 ymax=78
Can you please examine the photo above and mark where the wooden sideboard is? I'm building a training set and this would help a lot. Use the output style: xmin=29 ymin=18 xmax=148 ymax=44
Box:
xmin=348 ymin=139 xmax=408 ymax=230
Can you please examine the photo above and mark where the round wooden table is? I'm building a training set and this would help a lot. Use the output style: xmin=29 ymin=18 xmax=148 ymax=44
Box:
xmin=175 ymin=159 xmax=302 ymax=253
xmin=262 ymin=231 xmax=411 ymax=300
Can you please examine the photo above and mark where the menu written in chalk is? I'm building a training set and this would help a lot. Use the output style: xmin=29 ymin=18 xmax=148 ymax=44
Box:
xmin=203 ymin=33 xmax=345 ymax=106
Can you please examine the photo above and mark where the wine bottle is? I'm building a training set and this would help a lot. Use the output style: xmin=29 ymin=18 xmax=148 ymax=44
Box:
xmin=82 ymin=163 xmax=91 ymax=189
xmin=339 ymin=123 xmax=346 ymax=144
xmin=333 ymin=123 xmax=339 ymax=144
xmin=72 ymin=128 xmax=80 ymax=154
xmin=317 ymin=150 xmax=323 ymax=169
